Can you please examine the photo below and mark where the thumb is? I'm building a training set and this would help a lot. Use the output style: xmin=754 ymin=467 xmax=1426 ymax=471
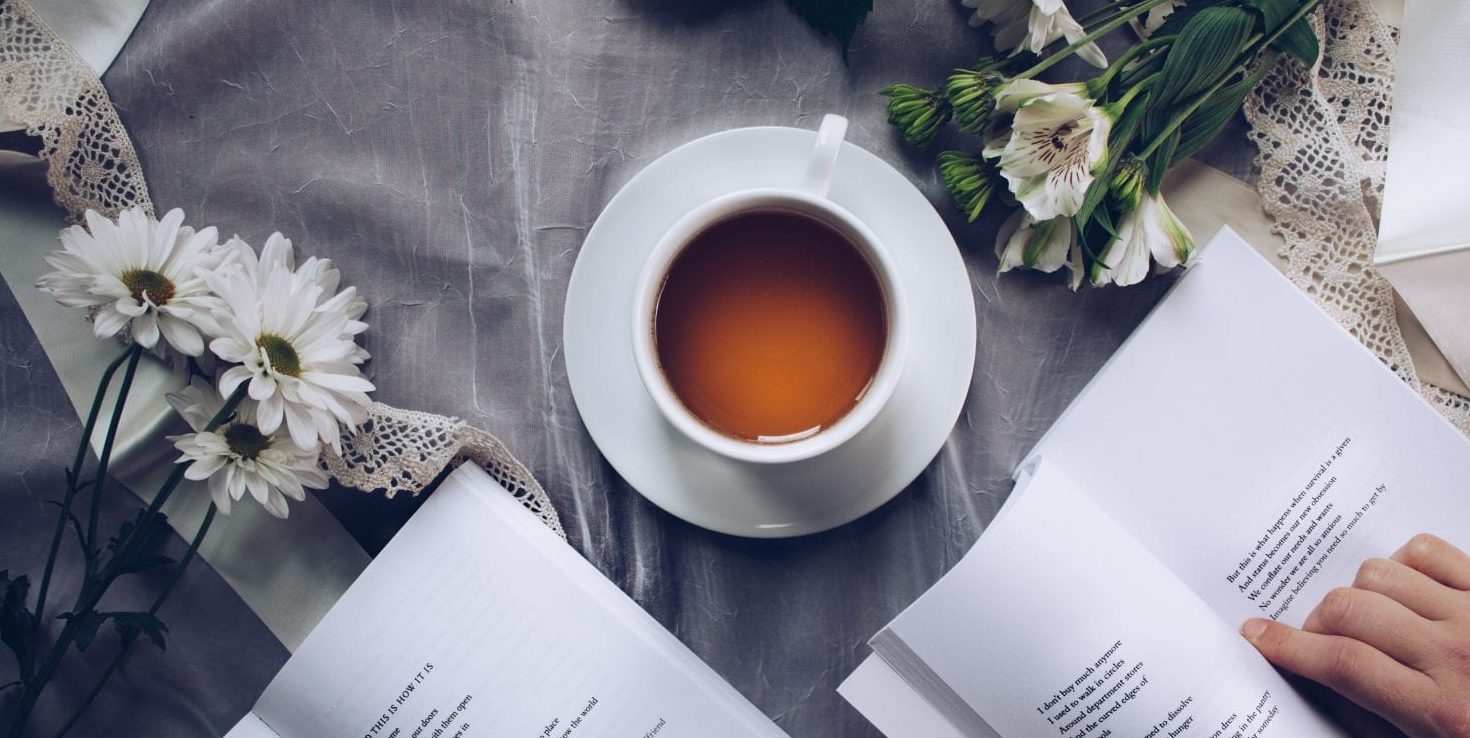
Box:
xmin=1241 ymin=618 xmax=1431 ymax=737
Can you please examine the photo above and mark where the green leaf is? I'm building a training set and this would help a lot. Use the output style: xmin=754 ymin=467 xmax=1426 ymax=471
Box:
xmin=1 ymin=572 xmax=36 ymax=678
xmin=1145 ymin=7 xmax=1257 ymax=139
xmin=1079 ymin=208 xmax=1119 ymax=283
xmin=1273 ymin=17 xmax=1319 ymax=66
xmin=1241 ymin=0 xmax=1294 ymax=31
xmin=60 ymin=610 xmax=105 ymax=652
xmin=111 ymin=612 xmax=168 ymax=652
xmin=107 ymin=508 xmax=168 ymax=557
xmin=1171 ymin=51 xmax=1285 ymax=166
xmin=1145 ymin=128 xmax=1180 ymax=192
xmin=786 ymin=0 xmax=873 ymax=62
xmin=1151 ymin=0 xmax=1228 ymax=37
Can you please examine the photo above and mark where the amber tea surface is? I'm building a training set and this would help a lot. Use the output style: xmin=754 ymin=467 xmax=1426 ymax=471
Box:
xmin=653 ymin=210 xmax=887 ymax=443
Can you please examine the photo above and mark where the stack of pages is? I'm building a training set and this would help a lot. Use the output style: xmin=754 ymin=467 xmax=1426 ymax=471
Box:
xmin=841 ymin=229 xmax=1470 ymax=737
xmin=227 ymin=463 xmax=789 ymax=738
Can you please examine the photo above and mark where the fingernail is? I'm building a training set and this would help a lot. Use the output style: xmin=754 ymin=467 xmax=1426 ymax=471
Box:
xmin=1241 ymin=619 xmax=1269 ymax=640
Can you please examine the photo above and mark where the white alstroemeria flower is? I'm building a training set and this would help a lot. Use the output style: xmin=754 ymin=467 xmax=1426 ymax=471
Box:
xmin=1138 ymin=192 xmax=1195 ymax=268
xmin=207 ymin=234 xmax=373 ymax=452
xmin=1091 ymin=192 xmax=1196 ymax=287
xmin=1133 ymin=0 xmax=1186 ymax=37
xmin=168 ymin=381 xmax=328 ymax=518
xmin=963 ymin=0 xmax=1108 ymax=68
xmin=992 ymin=78 xmax=1088 ymax=113
xmin=984 ymin=82 xmax=1112 ymax=221
xmin=996 ymin=211 xmax=1082 ymax=288
xmin=36 ymin=207 xmax=226 ymax=356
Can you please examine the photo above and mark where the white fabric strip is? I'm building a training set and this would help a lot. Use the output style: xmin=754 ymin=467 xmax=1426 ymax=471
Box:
xmin=1374 ymin=0 xmax=1470 ymax=388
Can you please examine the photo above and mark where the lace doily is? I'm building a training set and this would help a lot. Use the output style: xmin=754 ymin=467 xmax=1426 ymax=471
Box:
xmin=0 ymin=0 xmax=564 ymax=536
xmin=1244 ymin=0 xmax=1470 ymax=435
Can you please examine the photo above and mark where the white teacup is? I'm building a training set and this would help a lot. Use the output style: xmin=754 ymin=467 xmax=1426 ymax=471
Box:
xmin=630 ymin=114 xmax=910 ymax=465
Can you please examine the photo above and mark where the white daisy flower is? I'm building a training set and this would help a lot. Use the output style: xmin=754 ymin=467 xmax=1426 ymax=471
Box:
xmin=168 ymin=381 xmax=328 ymax=519
xmin=206 ymin=234 xmax=373 ymax=452
xmin=1091 ymin=192 xmax=1196 ymax=287
xmin=963 ymin=0 xmax=1108 ymax=69
xmin=996 ymin=210 xmax=1083 ymax=289
xmin=224 ymin=233 xmax=370 ymax=362
xmin=36 ymin=207 xmax=226 ymax=356
xmin=984 ymin=80 xmax=1112 ymax=221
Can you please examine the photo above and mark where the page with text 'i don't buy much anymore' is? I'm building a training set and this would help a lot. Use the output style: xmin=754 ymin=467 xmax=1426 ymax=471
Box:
xmin=874 ymin=462 xmax=1344 ymax=738
xmin=225 ymin=464 xmax=787 ymax=738
xmin=1027 ymin=228 xmax=1470 ymax=631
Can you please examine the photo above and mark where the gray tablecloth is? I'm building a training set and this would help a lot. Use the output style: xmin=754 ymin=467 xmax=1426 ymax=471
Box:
xmin=1 ymin=0 xmax=1254 ymax=735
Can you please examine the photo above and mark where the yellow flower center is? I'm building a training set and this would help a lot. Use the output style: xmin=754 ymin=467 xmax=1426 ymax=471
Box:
xmin=120 ymin=268 xmax=175 ymax=305
xmin=223 ymin=423 xmax=271 ymax=460
xmin=256 ymin=334 xmax=302 ymax=377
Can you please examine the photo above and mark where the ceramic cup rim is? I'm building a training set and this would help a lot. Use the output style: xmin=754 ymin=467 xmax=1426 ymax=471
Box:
xmin=631 ymin=188 xmax=909 ymax=465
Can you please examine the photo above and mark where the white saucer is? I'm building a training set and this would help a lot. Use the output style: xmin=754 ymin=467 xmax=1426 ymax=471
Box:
xmin=563 ymin=126 xmax=976 ymax=538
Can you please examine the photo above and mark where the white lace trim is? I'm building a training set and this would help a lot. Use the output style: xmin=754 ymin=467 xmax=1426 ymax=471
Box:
xmin=0 ymin=0 xmax=152 ymax=219
xmin=324 ymin=404 xmax=564 ymax=537
xmin=0 ymin=0 xmax=564 ymax=536
xmin=1244 ymin=0 xmax=1470 ymax=435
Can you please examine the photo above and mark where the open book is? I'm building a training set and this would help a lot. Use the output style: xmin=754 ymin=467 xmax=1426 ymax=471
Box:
xmin=226 ymin=464 xmax=788 ymax=738
xmin=840 ymin=229 xmax=1470 ymax=738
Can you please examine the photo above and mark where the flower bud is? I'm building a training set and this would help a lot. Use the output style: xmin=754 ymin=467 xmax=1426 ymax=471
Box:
xmin=1108 ymin=156 xmax=1147 ymax=215
xmin=937 ymin=151 xmax=999 ymax=222
xmin=945 ymin=68 xmax=1004 ymax=134
xmin=881 ymin=84 xmax=951 ymax=150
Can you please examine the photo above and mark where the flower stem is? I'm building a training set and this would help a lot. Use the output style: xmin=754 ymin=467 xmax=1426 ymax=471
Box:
xmin=49 ymin=505 xmax=219 ymax=738
xmin=32 ymin=345 xmax=132 ymax=644
xmin=1074 ymin=0 xmax=1152 ymax=30
xmin=5 ymin=385 xmax=246 ymax=738
xmin=1016 ymin=0 xmax=1175 ymax=80
xmin=84 ymin=345 xmax=144 ymax=565
xmin=99 ymin=383 xmax=246 ymax=587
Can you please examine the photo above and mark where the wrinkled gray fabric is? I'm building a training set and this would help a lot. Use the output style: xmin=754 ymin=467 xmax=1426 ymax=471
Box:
xmin=4 ymin=0 xmax=1256 ymax=735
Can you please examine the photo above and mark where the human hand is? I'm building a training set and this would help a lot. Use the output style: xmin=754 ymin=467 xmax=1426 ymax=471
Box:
xmin=1240 ymin=534 xmax=1470 ymax=738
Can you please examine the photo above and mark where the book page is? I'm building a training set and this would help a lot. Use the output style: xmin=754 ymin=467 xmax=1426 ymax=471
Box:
xmin=1029 ymin=229 xmax=1470 ymax=628
xmin=838 ymin=655 xmax=972 ymax=738
xmin=874 ymin=463 xmax=1344 ymax=738
xmin=232 ymin=464 xmax=785 ymax=738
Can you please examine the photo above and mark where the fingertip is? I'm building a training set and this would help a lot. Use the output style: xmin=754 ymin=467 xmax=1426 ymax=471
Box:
xmin=1241 ymin=617 xmax=1271 ymax=641
xmin=1392 ymin=533 xmax=1439 ymax=563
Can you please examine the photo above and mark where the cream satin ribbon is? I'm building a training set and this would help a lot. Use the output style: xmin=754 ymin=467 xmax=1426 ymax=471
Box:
xmin=0 ymin=154 xmax=368 ymax=652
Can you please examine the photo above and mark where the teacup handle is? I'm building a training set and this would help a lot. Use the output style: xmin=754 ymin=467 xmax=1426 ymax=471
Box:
xmin=799 ymin=114 xmax=848 ymax=199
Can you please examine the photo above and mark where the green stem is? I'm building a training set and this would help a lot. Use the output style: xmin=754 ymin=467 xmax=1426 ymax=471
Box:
xmin=32 ymin=346 xmax=132 ymax=646
xmin=1075 ymin=0 xmax=1154 ymax=29
xmin=1016 ymin=0 xmax=1175 ymax=80
xmin=98 ymin=383 xmax=246 ymax=589
xmin=50 ymin=505 xmax=219 ymax=738
xmin=6 ymin=385 xmax=245 ymax=738
xmin=1091 ymin=36 xmax=1172 ymax=95
xmin=1108 ymin=74 xmax=1156 ymax=115
xmin=84 ymin=345 xmax=143 ymax=564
